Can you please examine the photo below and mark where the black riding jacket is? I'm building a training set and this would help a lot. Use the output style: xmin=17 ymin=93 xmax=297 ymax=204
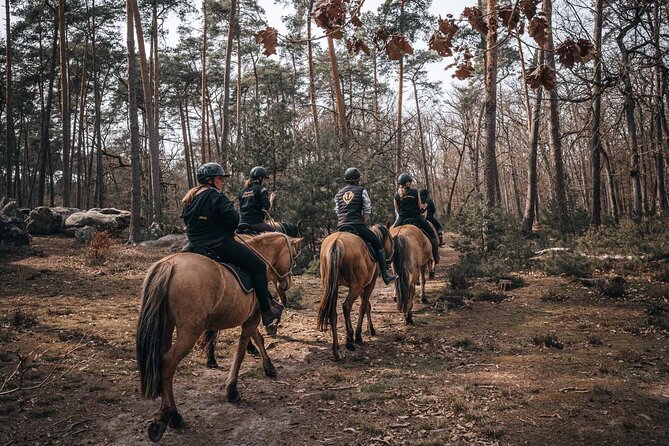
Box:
xmin=181 ymin=188 xmax=239 ymax=248
xmin=238 ymin=183 xmax=271 ymax=225
xmin=423 ymin=197 xmax=436 ymax=219
xmin=334 ymin=184 xmax=366 ymax=227
xmin=395 ymin=188 xmax=421 ymax=219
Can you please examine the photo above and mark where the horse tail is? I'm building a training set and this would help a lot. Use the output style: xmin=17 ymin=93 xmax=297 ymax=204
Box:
xmin=136 ymin=259 xmax=174 ymax=400
xmin=392 ymin=234 xmax=411 ymax=313
xmin=317 ymin=239 xmax=344 ymax=331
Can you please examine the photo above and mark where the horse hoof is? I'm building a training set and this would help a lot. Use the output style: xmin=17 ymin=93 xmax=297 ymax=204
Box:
xmin=264 ymin=363 xmax=277 ymax=378
xmin=369 ymin=328 xmax=377 ymax=336
xmin=265 ymin=324 xmax=278 ymax=336
xmin=429 ymin=272 xmax=435 ymax=280
xmin=168 ymin=412 xmax=185 ymax=429
xmin=247 ymin=343 xmax=260 ymax=355
xmin=147 ymin=421 xmax=167 ymax=443
xmin=345 ymin=341 xmax=355 ymax=351
xmin=333 ymin=350 xmax=343 ymax=361
xmin=354 ymin=336 xmax=363 ymax=345
xmin=406 ymin=315 xmax=414 ymax=325
xmin=421 ymin=296 xmax=429 ymax=304
xmin=226 ymin=387 xmax=241 ymax=403
xmin=206 ymin=361 xmax=219 ymax=369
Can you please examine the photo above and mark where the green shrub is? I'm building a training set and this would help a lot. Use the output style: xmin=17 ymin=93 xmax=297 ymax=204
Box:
xmin=541 ymin=252 xmax=593 ymax=277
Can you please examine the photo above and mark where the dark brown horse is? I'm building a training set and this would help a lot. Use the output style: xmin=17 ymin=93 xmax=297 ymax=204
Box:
xmin=389 ymin=224 xmax=434 ymax=324
xmin=317 ymin=224 xmax=394 ymax=360
xmin=136 ymin=236 xmax=299 ymax=441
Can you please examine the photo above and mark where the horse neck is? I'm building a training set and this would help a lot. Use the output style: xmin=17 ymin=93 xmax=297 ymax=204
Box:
xmin=248 ymin=234 xmax=290 ymax=271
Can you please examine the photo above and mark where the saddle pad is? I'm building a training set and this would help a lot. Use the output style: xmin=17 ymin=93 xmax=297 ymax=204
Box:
xmin=188 ymin=247 xmax=254 ymax=293
xmin=338 ymin=226 xmax=376 ymax=261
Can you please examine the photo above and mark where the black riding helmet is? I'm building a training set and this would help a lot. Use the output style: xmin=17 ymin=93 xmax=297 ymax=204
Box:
xmin=344 ymin=167 xmax=361 ymax=183
xmin=397 ymin=173 xmax=413 ymax=186
xmin=250 ymin=166 xmax=269 ymax=180
xmin=197 ymin=162 xmax=230 ymax=184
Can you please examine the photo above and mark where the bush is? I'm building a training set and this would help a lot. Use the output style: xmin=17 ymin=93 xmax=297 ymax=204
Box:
xmin=87 ymin=231 xmax=115 ymax=261
xmin=575 ymin=217 xmax=669 ymax=258
xmin=449 ymin=262 xmax=472 ymax=289
xmin=11 ymin=309 xmax=38 ymax=329
xmin=541 ymin=252 xmax=593 ymax=277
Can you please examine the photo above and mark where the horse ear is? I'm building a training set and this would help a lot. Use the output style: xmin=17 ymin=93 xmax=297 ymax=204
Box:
xmin=297 ymin=219 xmax=303 ymax=229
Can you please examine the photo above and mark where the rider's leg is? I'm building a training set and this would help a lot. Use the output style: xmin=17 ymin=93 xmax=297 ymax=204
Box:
xmin=213 ymin=239 xmax=283 ymax=326
xmin=429 ymin=217 xmax=444 ymax=246
xmin=416 ymin=217 xmax=441 ymax=263
xmin=250 ymin=222 xmax=278 ymax=233
xmin=355 ymin=225 xmax=397 ymax=285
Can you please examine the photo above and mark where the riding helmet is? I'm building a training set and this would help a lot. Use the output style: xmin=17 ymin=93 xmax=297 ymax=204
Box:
xmin=197 ymin=162 xmax=230 ymax=184
xmin=250 ymin=166 xmax=269 ymax=179
xmin=344 ymin=167 xmax=361 ymax=182
xmin=397 ymin=173 xmax=413 ymax=186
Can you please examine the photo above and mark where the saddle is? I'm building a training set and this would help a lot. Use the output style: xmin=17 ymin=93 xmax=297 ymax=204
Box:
xmin=338 ymin=225 xmax=376 ymax=261
xmin=186 ymin=246 xmax=254 ymax=293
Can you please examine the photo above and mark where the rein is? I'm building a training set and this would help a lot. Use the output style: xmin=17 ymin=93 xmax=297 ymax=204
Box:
xmin=374 ymin=225 xmax=394 ymax=262
xmin=263 ymin=209 xmax=287 ymax=234
xmin=235 ymin=233 xmax=295 ymax=280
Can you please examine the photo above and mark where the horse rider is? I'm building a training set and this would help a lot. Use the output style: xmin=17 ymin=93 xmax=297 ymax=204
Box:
xmin=392 ymin=173 xmax=440 ymax=264
xmin=420 ymin=189 xmax=445 ymax=246
xmin=181 ymin=162 xmax=283 ymax=327
xmin=334 ymin=167 xmax=397 ymax=285
xmin=238 ymin=166 xmax=277 ymax=233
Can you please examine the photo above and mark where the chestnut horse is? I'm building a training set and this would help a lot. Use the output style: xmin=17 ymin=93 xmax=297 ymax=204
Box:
xmin=317 ymin=224 xmax=393 ymax=360
xmin=389 ymin=224 xmax=434 ymax=324
xmin=202 ymin=232 xmax=302 ymax=368
xmin=135 ymin=233 xmax=300 ymax=442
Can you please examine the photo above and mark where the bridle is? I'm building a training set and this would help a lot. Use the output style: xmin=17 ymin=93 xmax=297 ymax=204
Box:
xmin=235 ymin=232 xmax=296 ymax=280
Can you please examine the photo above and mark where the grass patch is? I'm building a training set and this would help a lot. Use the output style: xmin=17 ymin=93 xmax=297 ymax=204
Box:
xmin=285 ymin=285 xmax=305 ymax=308
xmin=472 ymin=291 xmax=506 ymax=303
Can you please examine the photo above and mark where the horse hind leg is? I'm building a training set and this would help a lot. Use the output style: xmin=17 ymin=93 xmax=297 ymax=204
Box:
xmin=251 ymin=328 xmax=277 ymax=378
xmin=226 ymin=317 xmax=258 ymax=403
xmin=148 ymin=322 xmax=199 ymax=442
xmin=203 ymin=330 xmax=218 ymax=368
xmin=355 ymin=284 xmax=375 ymax=344
xmin=420 ymin=267 xmax=428 ymax=304
xmin=342 ymin=287 xmax=360 ymax=352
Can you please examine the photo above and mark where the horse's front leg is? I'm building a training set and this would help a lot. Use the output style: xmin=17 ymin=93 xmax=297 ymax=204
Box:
xmin=251 ymin=328 xmax=277 ymax=377
xmin=226 ymin=317 xmax=257 ymax=403
xmin=406 ymin=283 xmax=416 ymax=325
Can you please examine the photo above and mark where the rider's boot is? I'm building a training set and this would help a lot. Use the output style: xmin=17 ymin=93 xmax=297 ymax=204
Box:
xmin=431 ymin=237 xmax=441 ymax=264
xmin=438 ymin=230 xmax=445 ymax=247
xmin=376 ymin=249 xmax=397 ymax=285
xmin=257 ymin=291 xmax=284 ymax=327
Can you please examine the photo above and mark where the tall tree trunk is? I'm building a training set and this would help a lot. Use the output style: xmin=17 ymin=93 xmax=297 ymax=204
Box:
xmin=601 ymin=142 xmax=619 ymax=223
xmin=58 ymin=0 xmax=71 ymax=206
xmin=75 ymin=32 xmax=88 ymax=209
xmin=127 ymin=0 xmax=142 ymax=243
xmin=221 ymin=0 xmax=237 ymax=164
xmin=412 ymin=78 xmax=429 ymax=191
xmin=652 ymin=1 xmax=668 ymax=212
xmin=483 ymin=0 xmax=499 ymax=207
xmin=130 ymin=0 xmax=163 ymax=225
xmin=396 ymin=56 xmax=404 ymax=174
xmin=39 ymin=19 xmax=59 ymax=207
xmin=590 ymin=0 xmax=604 ymax=225
xmin=447 ymin=133 xmax=467 ymax=219
xmin=4 ymin=0 xmax=16 ymax=199
xmin=617 ymin=13 xmax=642 ymax=222
xmin=327 ymin=36 xmax=348 ymax=157
xmin=521 ymin=51 xmax=543 ymax=233
xmin=306 ymin=0 xmax=321 ymax=149
xmin=179 ymin=99 xmax=194 ymax=188
xmin=236 ymin=11 xmax=242 ymax=150
xmin=151 ymin=0 xmax=160 ymax=154
xmin=544 ymin=0 xmax=568 ymax=235
xmin=92 ymin=0 xmax=104 ymax=207
xmin=201 ymin=1 xmax=209 ymax=162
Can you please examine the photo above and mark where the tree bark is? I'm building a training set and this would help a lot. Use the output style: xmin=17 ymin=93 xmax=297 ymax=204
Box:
xmin=590 ymin=0 xmax=604 ymax=225
xmin=58 ymin=0 xmax=71 ymax=206
xmin=39 ymin=17 xmax=59 ymax=207
xmin=412 ymin=78 xmax=429 ymax=191
xmin=327 ymin=36 xmax=348 ymax=157
xmin=652 ymin=1 xmax=668 ymax=212
xmin=544 ymin=0 xmax=568 ymax=235
xmin=483 ymin=0 xmax=499 ymax=207
xmin=521 ymin=51 xmax=543 ymax=233
xmin=92 ymin=0 xmax=104 ymax=208
xmin=306 ymin=0 xmax=321 ymax=150
xmin=130 ymin=0 xmax=163 ymax=225
xmin=4 ymin=0 xmax=16 ymax=199
xmin=127 ymin=0 xmax=142 ymax=243
xmin=221 ymin=0 xmax=237 ymax=165
xmin=179 ymin=99 xmax=194 ymax=188
xmin=201 ymin=1 xmax=209 ymax=162
xmin=601 ymin=142 xmax=619 ymax=223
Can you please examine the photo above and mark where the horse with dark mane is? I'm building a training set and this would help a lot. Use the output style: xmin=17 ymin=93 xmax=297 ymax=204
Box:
xmin=317 ymin=224 xmax=394 ymax=360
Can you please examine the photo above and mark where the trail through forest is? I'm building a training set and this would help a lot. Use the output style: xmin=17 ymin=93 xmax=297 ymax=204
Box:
xmin=1 ymin=235 xmax=668 ymax=445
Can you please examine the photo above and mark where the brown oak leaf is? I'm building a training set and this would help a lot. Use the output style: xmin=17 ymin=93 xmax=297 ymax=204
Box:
xmin=438 ymin=16 xmax=458 ymax=40
xmin=346 ymin=38 xmax=370 ymax=56
xmin=386 ymin=34 xmax=413 ymax=61
xmin=498 ymin=5 xmax=520 ymax=30
xmin=255 ymin=27 xmax=278 ymax=56
xmin=463 ymin=6 xmax=488 ymax=35
xmin=526 ymin=64 xmax=555 ymax=90
xmin=312 ymin=0 xmax=347 ymax=38
xmin=373 ymin=25 xmax=391 ymax=50
xmin=577 ymin=38 xmax=596 ymax=63
xmin=453 ymin=62 xmax=474 ymax=80
xmin=519 ymin=0 xmax=540 ymax=20
xmin=556 ymin=37 xmax=579 ymax=68
xmin=429 ymin=31 xmax=453 ymax=57
xmin=528 ymin=15 xmax=548 ymax=48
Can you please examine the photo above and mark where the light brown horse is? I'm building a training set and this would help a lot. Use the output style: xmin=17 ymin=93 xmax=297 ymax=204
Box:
xmin=389 ymin=224 xmax=434 ymax=324
xmin=136 ymin=233 xmax=299 ymax=442
xmin=317 ymin=224 xmax=393 ymax=360
xmin=202 ymin=232 xmax=302 ymax=368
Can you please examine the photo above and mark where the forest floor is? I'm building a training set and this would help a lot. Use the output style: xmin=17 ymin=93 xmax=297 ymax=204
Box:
xmin=0 ymin=235 xmax=668 ymax=445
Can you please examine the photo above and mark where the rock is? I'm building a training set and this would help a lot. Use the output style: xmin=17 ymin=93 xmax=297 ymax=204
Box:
xmin=141 ymin=234 xmax=188 ymax=252
xmin=50 ymin=207 xmax=81 ymax=229
xmin=64 ymin=208 xmax=131 ymax=233
xmin=26 ymin=207 xmax=63 ymax=235
xmin=1 ymin=200 xmax=18 ymax=217
xmin=148 ymin=222 xmax=165 ymax=240
xmin=0 ymin=214 xmax=31 ymax=247
xmin=75 ymin=226 xmax=97 ymax=246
